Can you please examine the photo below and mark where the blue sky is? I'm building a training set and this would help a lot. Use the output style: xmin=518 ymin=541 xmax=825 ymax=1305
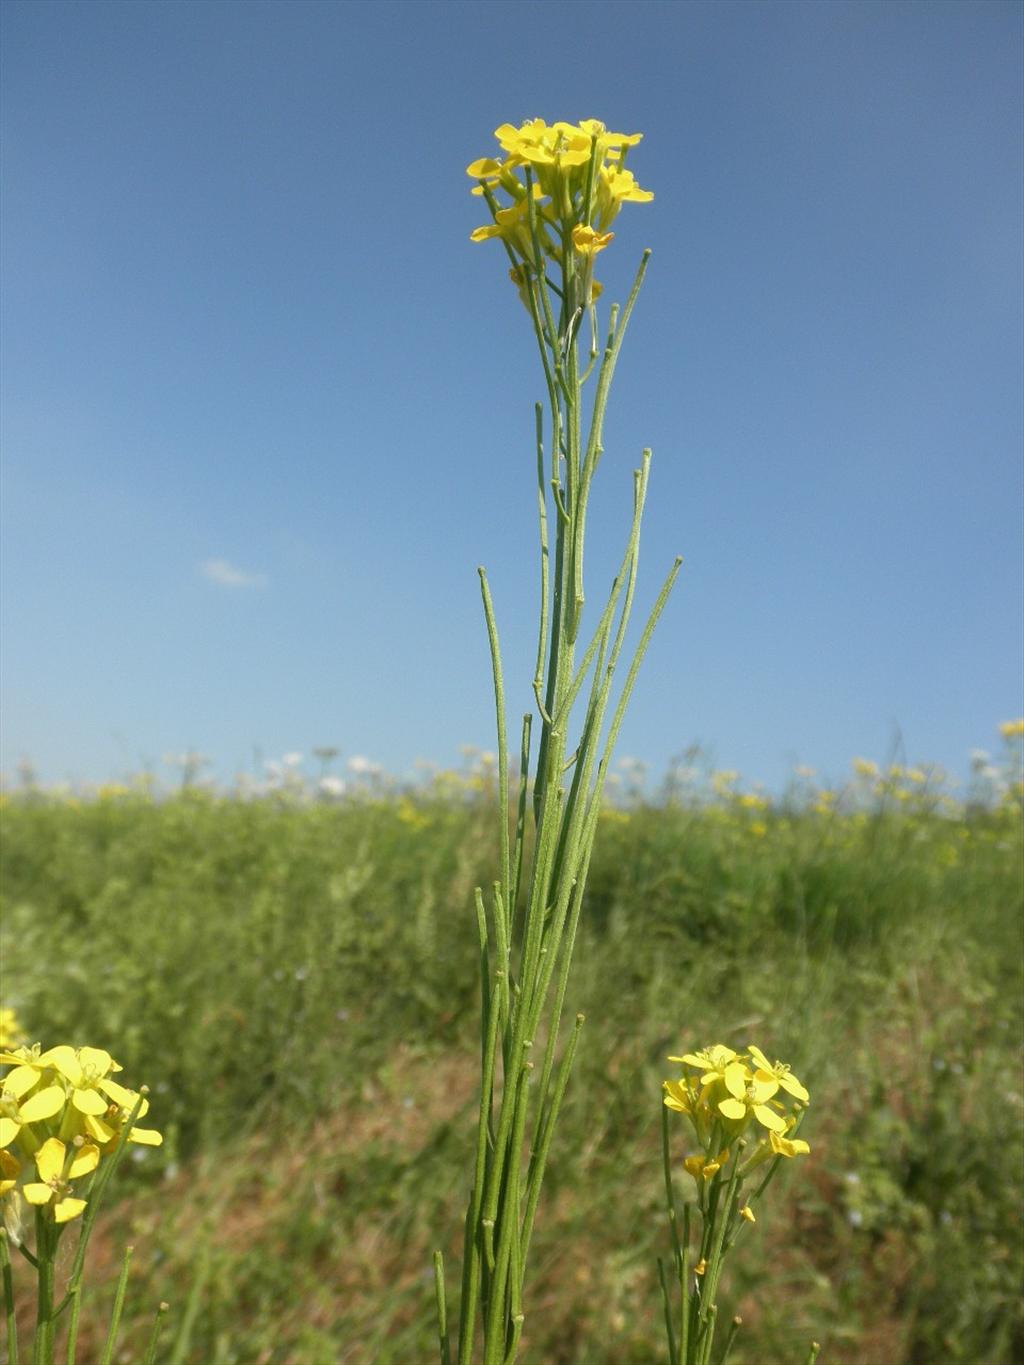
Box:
xmin=2 ymin=0 xmax=1021 ymax=792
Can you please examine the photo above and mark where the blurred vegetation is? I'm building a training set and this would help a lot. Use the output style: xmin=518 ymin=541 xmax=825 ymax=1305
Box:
xmin=1 ymin=767 xmax=1021 ymax=1364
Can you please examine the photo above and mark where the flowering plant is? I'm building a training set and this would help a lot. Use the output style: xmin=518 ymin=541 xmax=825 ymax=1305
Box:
xmin=1 ymin=1030 xmax=163 ymax=1364
xmin=659 ymin=1043 xmax=816 ymax=1365
xmin=436 ymin=118 xmax=677 ymax=1365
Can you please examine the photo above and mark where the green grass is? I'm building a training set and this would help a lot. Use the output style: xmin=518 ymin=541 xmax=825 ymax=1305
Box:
xmin=1 ymin=784 xmax=1021 ymax=1363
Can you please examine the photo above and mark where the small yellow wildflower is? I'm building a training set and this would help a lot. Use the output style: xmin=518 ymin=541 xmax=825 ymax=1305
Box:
xmin=768 ymin=1129 xmax=810 ymax=1159
xmin=747 ymin=1044 xmax=810 ymax=1104
xmin=717 ymin=1068 xmax=787 ymax=1135
xmin=999 ymin=718 xmax=1024 ymax=739
xmin=22 ymin=1137 xmax=98 ymax=1223
xmin=852 ymin=758 xmax=878 ymax=778
xmin=750 ymin=821 xmax=768 ymax=838
xmin=0 ymin=1007 xmax=24 ymax=1051
xmin=570 ymin=224 xmax=614 ymax=256
xmin=683 ymin=1148 xmax=731 ymax=1182
xmin=0 ymin=1066 xmax=65 ymax=1149
xmin=739 ymin=1205 xmax=756 ymax=1223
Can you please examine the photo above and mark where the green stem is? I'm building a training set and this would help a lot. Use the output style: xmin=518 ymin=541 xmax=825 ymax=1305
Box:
xmin=433 ymin=1250 xmax=452 ymax=1365
xmin=33 ymin=1213 xmax=55 ymax=1365
xmin=141 ymin=1302 xmax=169 ymax=1365
xmin=478 ymin=569 xmax=511 ymax=935
xmin=2 ymin=1230 xmax=18 ymax=1365
xmin=98 ymin=1244 xmax=133 ymax=1365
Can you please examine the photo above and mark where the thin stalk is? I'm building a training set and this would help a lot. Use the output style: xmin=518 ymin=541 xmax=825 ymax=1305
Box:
xmin=519 ymin=1013 xmax=583 ymax=1269
xmin=457 ymin=890 xmax=504 ymax=1365
xmin=719 ymin=1316 xmax=742 ymax=1365
xmin=679 ymin=1203 xmax=692 ymax=1365
xmin=33 ymin=1213 xmax=54 ymax=1365
xmin=509 ymin=713 xmax=532 ymax=933
xmin=2 ymin=1230 xmax=18 ymax=1365
xmin=481 ymin=1053 xmax=533 ymax=1364
xmin=141 ymin=1302 xmax=169 ymax=1365
xmin=98 ymin=1244 xmax=133 ymax=1365
xmin=478 ymin=569 xmax=511 ymax=930
xmin=433 ymin=1251 xmax=452 ymax=1365
xmin=658 ymin=1259 xmax=679 ymax=1365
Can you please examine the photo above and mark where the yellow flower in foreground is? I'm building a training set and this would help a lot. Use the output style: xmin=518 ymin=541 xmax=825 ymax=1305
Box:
xmin=570 ymin=224 xmax=614 ymax=256
xmin=22 ymin=1137 xmax=98 ymax=1223
xmin=747 ymin=1044 xmax=810 ymax=1104
xmin=683 ymin=1148 xmax=731 ymax=1182
xmin=999 ymin=718 xmax=1024 ymax=739
xmin=768 ymin=1128 xmax=810 ymax=1159
xmin=0 ymin=1066 xmax=65 ymax=1149
xmin=717 ymin=1069 xmax=787 ymax=1134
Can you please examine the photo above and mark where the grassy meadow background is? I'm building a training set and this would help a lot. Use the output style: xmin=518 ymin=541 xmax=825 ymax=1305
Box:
xmin=1 ymin=750 xmax=1021 ymax=1364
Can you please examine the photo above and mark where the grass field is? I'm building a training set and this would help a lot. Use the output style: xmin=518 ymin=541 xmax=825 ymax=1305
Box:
xmin=1 ymin=759 xmax=1022 ymax=1364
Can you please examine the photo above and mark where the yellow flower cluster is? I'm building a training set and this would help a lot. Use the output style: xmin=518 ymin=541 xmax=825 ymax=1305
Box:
xmin=466 ymin=118 xmax=652 ymax=288
xmin=0 ymin=1043 xmax=161 ymax=1225
xmin=999 ymin=718 xmax=1024 ymax=739
xmin=664 ymin=1043 xmax=809 ymax=1185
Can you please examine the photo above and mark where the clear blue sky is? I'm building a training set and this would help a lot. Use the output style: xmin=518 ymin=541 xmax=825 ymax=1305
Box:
xmin=2 ymin=0 xmax=1021 ymax=792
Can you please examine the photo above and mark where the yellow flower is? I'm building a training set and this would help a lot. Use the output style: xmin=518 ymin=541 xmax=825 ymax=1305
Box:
xmin=768 ymin=1129 xmax=810 ymax=1159
xmin=570 ymin=224 xmax=614 ymax=257
xmin=717 ymin=1068 xmax=788 ymax=1135
xmin=739 ymin=1205 xmax=756 ymax=1223
xmin=750 ymin=821 xmax=768 ymax=838
xmin=670 ymin=1044 xmax=743 ymax=1093
xmin=0 ymin=1066 xmax=65 ymax=1150
xmin=0 ymin=1008 xmax=24 ymax=1051
xmin=662 ymin=1077 xmax=695 ymax=1115
xmin=683 ymin=1148 xmax=731 ymax=1182
xmin=747 ymin=1044 xmax=810 ymax=1104
xmin=852 ymin=758 xmax=878 ymax=778
xmin=999 ymin=718 xmax=1024 ymax=739
xmin=22 ymin=1137 xmax=98 ymax=1223
xmin=595 ymin=163 xmax=654 ymax=229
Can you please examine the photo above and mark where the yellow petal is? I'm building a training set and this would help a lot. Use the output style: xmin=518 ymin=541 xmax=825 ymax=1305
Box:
xmin=4 ymin=1065 xmax=40 ymax=1100
xmin=749 ymin=1075 xmax=779 ymax=1104
xmin=72 ymin=1088 xmax=109 ymax=1116
xmin=54 ymin=1196 xmax=87 ymax=1224
xmin=77 ymin=1047 xmax=114 ymax=1077
xmin=724 ymin=1062 xmax=748 ymax=1099
xmin=0 ymin=1118 xmax=21 ymax=1147
xmin=35 ymin=1137 xmax=65 ymax=1182
xmin=20 ymin=1085 xmax=65 ymax=1124
xmin=39 ymin=1046 xmax=80 ymax=1083
xmin=719 ymin=1097 xmax=746 ymax=1121
xmin=747 ymin=1044 xmax=772 ymax=1072
xmin=68 ymin=1143 xmax=99 ymax=1179
xmin=753 ymin=1104 xmax=788 ymax=1134
xmin=466 ymin=157 xmax=502 ymax=179
xmin=22 ymin=1182 xmax=52 ymax=1206
xmin=778 ymin=1073 xmax=810 ymax=1104
xmin=127 ymin=1126 xmax=162 ymax=1146
xmin=84 ymin=1114 xmax=115 ymax=1143
xmin=99 ymin=1078 xmax=145 ymax=1113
